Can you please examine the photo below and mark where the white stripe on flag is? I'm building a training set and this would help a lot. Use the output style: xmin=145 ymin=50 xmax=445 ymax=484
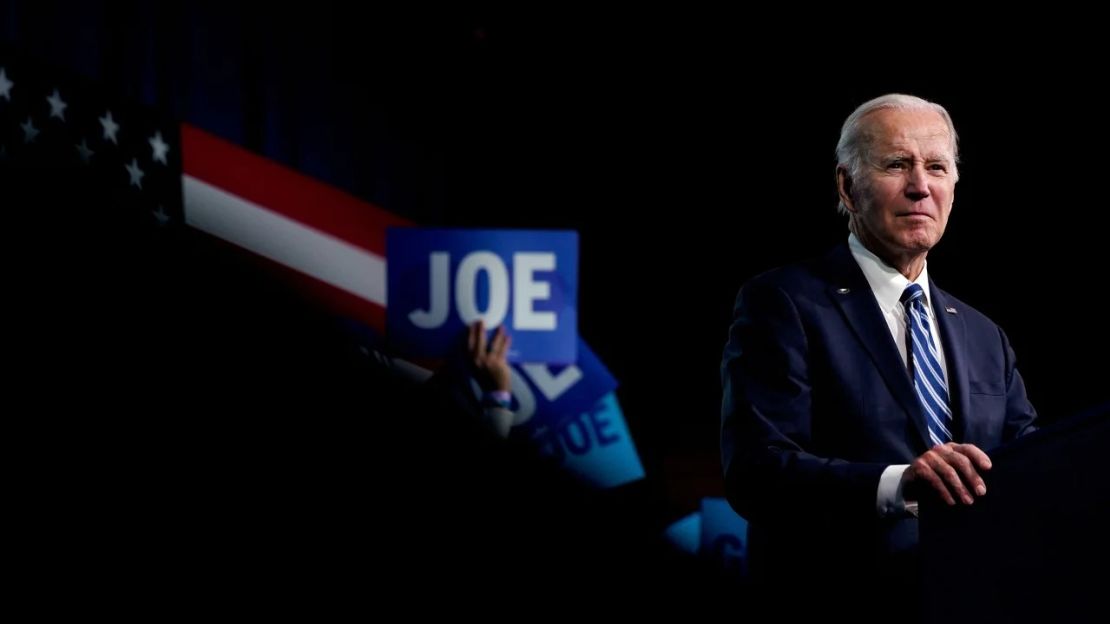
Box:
xmin=183 ymin=174 xmax=387 ymax=306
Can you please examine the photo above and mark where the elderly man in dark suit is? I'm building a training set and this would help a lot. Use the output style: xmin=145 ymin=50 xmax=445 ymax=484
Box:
xmin=721 ymin=93 xmax=1038 ymax=619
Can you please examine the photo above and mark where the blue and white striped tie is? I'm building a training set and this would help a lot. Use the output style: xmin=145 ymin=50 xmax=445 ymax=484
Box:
xmin=901 ymin=284 xmax=953 ymax=447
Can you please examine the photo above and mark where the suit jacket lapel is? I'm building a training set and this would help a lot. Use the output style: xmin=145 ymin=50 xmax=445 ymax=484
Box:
xmin=824 ymin=243 xmax=931 ymax=449
xmin=929 ymin=285 xmax=972 ymax=444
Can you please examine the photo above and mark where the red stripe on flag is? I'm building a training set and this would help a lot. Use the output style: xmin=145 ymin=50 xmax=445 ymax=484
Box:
xmin=281 ymin=261 xmax=387 ymax=334
xmin=180 ymin=123 xmax=412 ymax=255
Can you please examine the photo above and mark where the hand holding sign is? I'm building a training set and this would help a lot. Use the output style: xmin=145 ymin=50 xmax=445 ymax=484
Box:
xmin=468 ymin=320 xmax=512 ymax=393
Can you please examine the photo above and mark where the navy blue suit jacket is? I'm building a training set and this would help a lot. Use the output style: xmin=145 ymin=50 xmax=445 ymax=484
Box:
xmin=721 ymin=242 xmax=1038 ymax=596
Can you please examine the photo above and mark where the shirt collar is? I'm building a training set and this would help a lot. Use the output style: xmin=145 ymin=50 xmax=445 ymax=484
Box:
xmin=847 ymin=232 xmax=932 ymax=313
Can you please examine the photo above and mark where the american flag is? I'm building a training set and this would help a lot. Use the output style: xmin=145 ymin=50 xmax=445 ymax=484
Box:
xmin=0 ymin=47 xmax=400 ymax=347
xmin=0 ymin=51 xmax=184 ymax=232
xmin=2 ymin=50 xmax=425 ymax=603
xmin=0 ymin=48 xmax=400 ymax=436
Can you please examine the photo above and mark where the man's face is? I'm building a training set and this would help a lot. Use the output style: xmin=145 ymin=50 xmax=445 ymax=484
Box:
xmin=847 ymin=108 xmax=957 ymax=260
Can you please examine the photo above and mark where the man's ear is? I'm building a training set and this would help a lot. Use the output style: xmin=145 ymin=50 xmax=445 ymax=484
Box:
xmin=837 ymin=167 xmax=857 ymax=213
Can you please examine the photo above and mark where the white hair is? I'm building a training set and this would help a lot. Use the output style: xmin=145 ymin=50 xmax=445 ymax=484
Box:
xmin=835 ymin=93 xmax=960 ymax=215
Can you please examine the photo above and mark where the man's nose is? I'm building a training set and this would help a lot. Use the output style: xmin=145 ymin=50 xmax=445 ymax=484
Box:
xmin=905 ymin=165 xmax=931 ymax=201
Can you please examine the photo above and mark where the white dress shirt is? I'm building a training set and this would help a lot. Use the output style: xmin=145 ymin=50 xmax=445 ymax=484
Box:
xmin=847 ymin=233 xmax=949 ymax=517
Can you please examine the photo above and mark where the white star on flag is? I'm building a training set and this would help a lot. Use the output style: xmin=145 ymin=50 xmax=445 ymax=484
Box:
xmin=149 ymin=131 xmax=170 ymax=165
xmin=21 ymin=117 xmax=38 ymax=143
xmin=100 ymin=110 xmax=120 ymax=144
xmin=76 ymin=138 xmax=94 ymax=164
xmin=0 ymin=67 xmax=12 ymax=101
xmin=152 ymin=205 xmax=171 ymax=226
xmin=125 ymin=158 xmax=145 ymax=189
xmin=47 ymin=88 xmax=67 ymax=120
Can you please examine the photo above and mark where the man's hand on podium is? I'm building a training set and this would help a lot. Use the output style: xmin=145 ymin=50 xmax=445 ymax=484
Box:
xmin=902 ymin=442 xmax=992 ymax=506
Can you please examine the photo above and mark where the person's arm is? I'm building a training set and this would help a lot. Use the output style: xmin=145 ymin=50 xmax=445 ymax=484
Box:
xmin=721 ymin=278 xmax=888 ymax=525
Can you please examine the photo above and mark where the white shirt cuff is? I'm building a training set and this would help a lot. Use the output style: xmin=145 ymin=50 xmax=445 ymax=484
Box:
xmin=877 ymin=464 xmax=912 ymax=518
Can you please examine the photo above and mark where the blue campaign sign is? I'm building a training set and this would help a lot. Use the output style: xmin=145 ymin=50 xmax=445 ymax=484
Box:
xmin=525 ymin=392 xmax=644 ymax=489
xmin=664 ymin=512 xmax=703 ymax=556
xmin=699 ymin=497 xmax=748 ymax=578
xmin=497 ymin=337 xmax=617 ymax=431
xmin=387 ymin=228 xmax=578 ymax=363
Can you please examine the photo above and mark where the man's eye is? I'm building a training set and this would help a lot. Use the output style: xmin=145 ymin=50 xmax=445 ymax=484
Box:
xmin=886 ymin=161 xmax=907 ymax=170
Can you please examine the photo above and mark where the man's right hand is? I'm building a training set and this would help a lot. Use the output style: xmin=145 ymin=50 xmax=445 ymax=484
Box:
xmin=902 ymin=442 xmax=992 ymax=506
